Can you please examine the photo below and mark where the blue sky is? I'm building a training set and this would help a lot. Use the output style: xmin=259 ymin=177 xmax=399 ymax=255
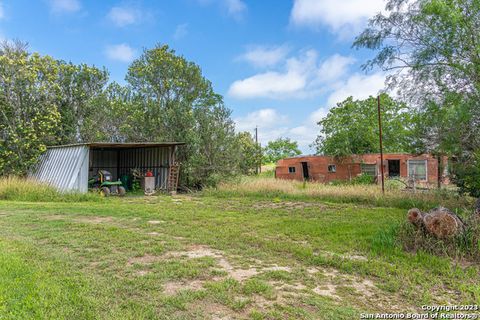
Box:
xmin=0 ymin=0 xmax=387 ymax=153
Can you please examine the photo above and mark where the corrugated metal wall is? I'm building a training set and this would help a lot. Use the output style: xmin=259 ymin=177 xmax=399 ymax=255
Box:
xmin=30 ymin=145 xmax=173 ymax=193
xmin=29 ymin=145 xmax=90 ymax=193
xmin=90 ymin=147 xmax=171 ymax=189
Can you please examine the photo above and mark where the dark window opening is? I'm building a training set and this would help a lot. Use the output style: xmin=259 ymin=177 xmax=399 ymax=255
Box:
xmin=288 ymin=167 xmax=296 ymax=173
xmin=328 ymin=164 xmax=336 ymax=173
xmin=301 ymin=162 xmax=310 ymax=179
xmin=388 ymin=160 xmax=400 ymax=177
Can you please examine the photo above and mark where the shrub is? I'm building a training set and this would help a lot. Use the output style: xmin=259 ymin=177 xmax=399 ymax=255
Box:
xmin=451 ymin=151 xmax=480 ymax=198
xmin=385 ymin=178 xmax=407 ymax=191
xmin=328 ymin=174 xmax=374 ymax=186
xmin=351 ymin=173 xmax=375 ymax=185
xmin=0 ymin=176 xmax=100 ymax=202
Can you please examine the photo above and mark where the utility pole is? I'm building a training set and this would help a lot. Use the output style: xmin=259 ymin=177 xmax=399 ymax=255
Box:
xmin=255 ymin=126 xmax=259 ymax=174
xmin=377 ymin=95 xmax=385 ymax=194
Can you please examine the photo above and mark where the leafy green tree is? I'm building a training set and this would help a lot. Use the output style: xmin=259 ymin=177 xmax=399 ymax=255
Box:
xmin=237 ymin=132 xmax=262 ymax=174
xmin=263 ymin=138 xmax=301 ymax=163
xmin=124 ymin=44 xmax=241 ymax=187
xmin=0 ymin=41 xmax=61 ymax=175
xmin=354 ymin=0 xmax=480 ymax=195
xmin=314 ymin=94 xmax=414 ymax=156
xmin=55 ymin=62 xmax=109 ymax=143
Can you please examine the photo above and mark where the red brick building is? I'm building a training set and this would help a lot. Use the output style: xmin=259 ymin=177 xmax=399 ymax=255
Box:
xmin=275 ymin=153 xmax=448 ymax=186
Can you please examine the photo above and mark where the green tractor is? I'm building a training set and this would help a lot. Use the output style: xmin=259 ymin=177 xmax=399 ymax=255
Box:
xmin=89 ymin=170 xmax=126 ymax=197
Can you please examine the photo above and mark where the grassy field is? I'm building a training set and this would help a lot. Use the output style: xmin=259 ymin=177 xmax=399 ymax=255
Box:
xmin=0 ymin=177 xmax=478 ymax=319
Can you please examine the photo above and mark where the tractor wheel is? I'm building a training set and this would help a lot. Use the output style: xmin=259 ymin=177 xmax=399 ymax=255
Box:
xmin=118 ymin=186 xmax=126 ymax=197
xmin=100 ymin=187 xmax=111 ymax=197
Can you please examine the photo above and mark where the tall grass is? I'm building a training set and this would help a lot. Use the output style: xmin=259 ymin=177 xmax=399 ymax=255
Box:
xmin=208 ymin=176 xmax=473 ymax=211
xmin=0 ymin=177 xmax=100 ymax=202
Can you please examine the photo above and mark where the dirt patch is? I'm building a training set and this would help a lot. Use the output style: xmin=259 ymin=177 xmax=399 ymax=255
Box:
xmin=147 ymin=232 xmax=160 ymax=236
xmin=167 ymin=245 xmax=292 ymax=282
xmin=168 ymin=245 xmax=220 ymax=259
xmin=43 ymin=215 xmax=115 ymax=224
xmin=43 ymin=215 xmax=68 ymax=221
xmin=218 ymin=257 xmax=258 ymax=282
xmin=263 ymin=265 xmax=292 ymax=272
xmin=189 ymin=302 xmax=236 ymax=320
xmin=306 ymin=267 xmax=320 ymax=274
xmin=314 ymin=250 xmax=368 ymax=262
xmin=148 ymin=220 xmax=165 ymax=225
xmin=352 ymin=279 xmax=376 ymax=298
xmin=345 ymin=254 xmax=368 ymax=261
xmin=278 ymin=282 xmax=306 ymax=291
xmin=163 ymin=280 xmax=205 ymax=295
xmin=127 ymin=254 xmax=161 ymax=266
xmin=306 ymin=268 xmax=417 ymax=312
xmin=313 ymin=284 xmax=340 ymax=299
xmin=74 ymin=216 xmax=114 ymax=224
xmin=252 ymin=201 xmax=327 ymax=211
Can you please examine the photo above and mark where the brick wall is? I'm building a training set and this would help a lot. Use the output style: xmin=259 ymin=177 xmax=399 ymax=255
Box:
xmin=276 ymin=153 xmax=445 ymax=186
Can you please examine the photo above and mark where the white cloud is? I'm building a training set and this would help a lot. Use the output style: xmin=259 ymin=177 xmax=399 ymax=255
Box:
xmin=229 ymin=49 xmax=354 ymax=99
xmin=229 ymin=71 xmax=306 ymax=99
xmin=197 ymin=0 xmax=247 ymax=20
xmin=49 ymin=0 xmax=81 ymax=14
xmin=224 ymin=0 xmax=247 ymax=20
xmin=173 ymin=23 xmax=188 ymax=40
xmin=104 ymin=43 xmax=136 ymax=63
xmin=107 ymin=6 xmax=141 ymax=27
xmin=234 ymin=107 xmax=329 ymax=153
xmin=327 ymin=73 xmax=386 ymax=106
xmin=234 ymin=108 xmax=288 ymax=133
xmin=285 ymin=107 xmax=329 ymax=150
xmin=290 ymin=0 xmax=384 ymax=36
xmin=238 ymin=45 xmax=289 ymax=68
xmin=317 ymin=54 xmax=356 ymax=81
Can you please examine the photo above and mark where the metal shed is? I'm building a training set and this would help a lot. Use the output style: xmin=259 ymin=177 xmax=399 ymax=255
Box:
xmin=29 ymin=142 xmax=185 ymax=193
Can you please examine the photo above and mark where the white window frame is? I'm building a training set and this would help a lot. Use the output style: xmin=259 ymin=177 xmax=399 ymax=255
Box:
xmin=288 ymin=166 xmax=296 ymax=174
xmin=407 ymin=160 xmax=428 ymax=181
xmin=328 ymin=164 xmax=336 ymax=173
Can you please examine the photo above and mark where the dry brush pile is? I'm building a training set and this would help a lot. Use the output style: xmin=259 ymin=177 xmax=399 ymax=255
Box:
xmin=400 ymin=200 xmax=480 ymax=261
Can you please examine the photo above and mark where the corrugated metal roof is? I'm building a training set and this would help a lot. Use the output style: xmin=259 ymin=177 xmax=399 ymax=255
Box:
xmin=47 ymin=142 xmax=185 ymax=149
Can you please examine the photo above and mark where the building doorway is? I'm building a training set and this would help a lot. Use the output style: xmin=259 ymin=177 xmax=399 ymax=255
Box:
xmin=387 ymin=160 xmax=400 ymax=177
xmin=301 ymin=162 xmax=310 ymax=180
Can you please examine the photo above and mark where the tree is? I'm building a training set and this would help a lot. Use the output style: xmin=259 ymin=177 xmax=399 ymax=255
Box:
xmin=237 ymin=132 xmax=262 ymax=174
xmin=354 ymin=0 xmax=480 ymax=195
xmin=263 ymin=138 xmax=301 ymax=163
xmin=55 ymin=62 xmax=109 ymax=143
xmin=314 ymin=94 xmax=414 ymax=157
xmin=0 ymin=41 xmax=61 ymax=175
xmin=124 ymin=44 xmax=241 ymax=187
xmin=353 ymin=0 xmax=480 ymax=104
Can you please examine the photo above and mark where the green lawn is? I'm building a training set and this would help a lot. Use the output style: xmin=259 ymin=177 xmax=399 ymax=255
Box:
xmin=0 ymin=192 xmax=478 ymax=319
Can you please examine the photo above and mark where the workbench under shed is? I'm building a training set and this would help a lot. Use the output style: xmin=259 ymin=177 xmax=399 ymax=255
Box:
xmin=29 ymin=142 xmax=185 ymax=193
